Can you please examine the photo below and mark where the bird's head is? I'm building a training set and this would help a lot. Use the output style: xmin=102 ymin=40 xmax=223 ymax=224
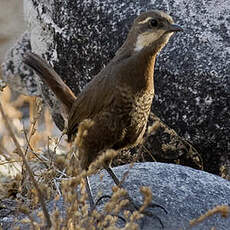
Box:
xmin=118 ymin=11 xmax=183 ymax=55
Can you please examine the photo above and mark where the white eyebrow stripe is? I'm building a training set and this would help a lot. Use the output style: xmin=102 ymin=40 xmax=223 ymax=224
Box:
xmin=138 ymin=17 xmax=152 ymax=24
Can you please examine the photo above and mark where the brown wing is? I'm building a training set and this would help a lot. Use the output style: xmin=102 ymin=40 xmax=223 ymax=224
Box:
xmin=67 ymin=71 xmax=116 ymax=141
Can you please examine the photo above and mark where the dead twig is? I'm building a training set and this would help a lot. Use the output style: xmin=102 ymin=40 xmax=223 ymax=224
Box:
xmin=22 ymin=125 xmax=48 ymax=167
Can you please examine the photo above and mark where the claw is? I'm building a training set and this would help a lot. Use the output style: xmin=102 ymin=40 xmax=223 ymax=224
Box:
xmin=141 ymin=209 xmax=164 ymax=229
xmin=88 ymin=195 xmax=111 ymax=215
xmin=148 ymin=203 xmax=168 ymax=215
xmin=111 ymin=214 xmax=126 ymax=224
xmin=95 ymin=195 xmax=111 ymax=206
xmin=89 ymin=194 xmax=126 ymax=225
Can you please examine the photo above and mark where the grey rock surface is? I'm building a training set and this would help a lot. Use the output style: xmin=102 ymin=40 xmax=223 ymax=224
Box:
xmin=1 ymin=32 xmax=40 ymax=96
xmin=1 ymin=163 xmax=230 ymax=230
xmin=89 ymin=162 xmax=230 ymax=230
xmin=1 ymin=0 xmax=230 ymax=174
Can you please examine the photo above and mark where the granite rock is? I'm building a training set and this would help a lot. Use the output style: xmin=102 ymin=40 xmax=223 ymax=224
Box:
xmin=1 ymin=163 xmax=230 ymax=229
xmin=0 ymin=0 xmax=25 ymax=63
xmin=89 ymin=162 xmax=230 ymax=230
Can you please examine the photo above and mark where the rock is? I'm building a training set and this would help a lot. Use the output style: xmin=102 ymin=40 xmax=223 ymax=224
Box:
xmin=1 ymin=0 xmax=229 ymax=175
xmin=1 ymin=32 xmax=40 ymax=96
xmin=0 ymin=0 xmax=25 ymax=63
xmin=89 ymin=162 xmax=230 ymax=230
xmin=1 ymin=163 xmax=230 ymax=229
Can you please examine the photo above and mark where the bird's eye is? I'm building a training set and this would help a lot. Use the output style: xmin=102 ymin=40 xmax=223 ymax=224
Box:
xmin=149 ymin=19 xmax=158 ymax=28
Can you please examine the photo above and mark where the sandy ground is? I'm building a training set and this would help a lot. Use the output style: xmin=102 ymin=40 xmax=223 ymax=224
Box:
xmin=0 ymin=0 xmax=25 ymax=63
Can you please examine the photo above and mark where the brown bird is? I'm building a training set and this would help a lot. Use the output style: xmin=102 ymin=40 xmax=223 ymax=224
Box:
xmin=24 ymin=10 xmax=182 ymax=210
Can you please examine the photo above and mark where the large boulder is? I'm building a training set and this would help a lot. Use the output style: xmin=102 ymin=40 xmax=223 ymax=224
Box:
xmin=89 ymin=163 xmax=230 ymax=230
xmin=1 ymin=163 xmax=230 ymax=229
xmin=1 ymin=0 xmax=229 ymax=175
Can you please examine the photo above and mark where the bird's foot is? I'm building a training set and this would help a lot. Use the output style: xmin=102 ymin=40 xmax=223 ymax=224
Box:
xmin=128 ymin=196 xmax=167 ymax=214
xmin=91 ymin=193 xmax=166 ymax=228
xmin=123 ymin=194 xmax=167 ymax=228
xmin=104 ymin=167 xmax=167 ymax=227
xmin=89 ymin=194 xmax=126 ymax=223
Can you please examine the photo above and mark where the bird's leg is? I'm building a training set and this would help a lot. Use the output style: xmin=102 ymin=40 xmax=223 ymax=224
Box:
xmin=105 ymin=167 xmax=167 ymax=216
xmin=105 ymin=167 xmax=121 ymax=186
xmin=86 ymin=174 xmax=126 ymax=225
xmin=105 ymin=167 xmax=166 ymax=228
xmin=105 ymin=166 xmax=140 ymax=209
xmin=85 ymin=176 xmax=95 ymax=210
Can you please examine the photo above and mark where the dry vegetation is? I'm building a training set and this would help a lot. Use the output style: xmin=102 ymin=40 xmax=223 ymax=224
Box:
xmin=189 ymin=205 xmax=229 ymax=228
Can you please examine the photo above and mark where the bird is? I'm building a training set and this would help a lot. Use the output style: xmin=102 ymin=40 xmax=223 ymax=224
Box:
xmin=23 ymin=10 xmax=183 ymax=212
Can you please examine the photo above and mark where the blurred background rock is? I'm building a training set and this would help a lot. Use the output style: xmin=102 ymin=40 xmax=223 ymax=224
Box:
xmin=0 ymin=0 xmax=25 ymax=63
xmin=0 ymin=1 xmax=62 ymax=182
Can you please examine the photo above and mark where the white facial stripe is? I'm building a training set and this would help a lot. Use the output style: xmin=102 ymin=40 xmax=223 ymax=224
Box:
xmin=138 ymin=17 xmax=153 ymax=24
xmin=134 ymin=32 xmax=162 ymax=51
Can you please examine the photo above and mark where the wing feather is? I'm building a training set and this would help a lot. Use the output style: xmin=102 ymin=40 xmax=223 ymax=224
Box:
xmin=67 ymin=72 xmax=115 ymax=141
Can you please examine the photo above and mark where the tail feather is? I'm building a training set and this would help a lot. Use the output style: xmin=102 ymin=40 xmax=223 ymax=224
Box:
xmin=23 ymin=53 xmax=76 ymax=112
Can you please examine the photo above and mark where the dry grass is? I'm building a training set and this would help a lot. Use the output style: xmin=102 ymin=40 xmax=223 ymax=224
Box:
xmin=189 ymin=205 xmax=229 ymax=229
xmin=0 ymin=87 xmax=64 ymax=200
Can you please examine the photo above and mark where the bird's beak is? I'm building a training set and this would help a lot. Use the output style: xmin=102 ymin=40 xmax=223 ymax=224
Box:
xmin=167 ymin=24 xmax=183 ymax=32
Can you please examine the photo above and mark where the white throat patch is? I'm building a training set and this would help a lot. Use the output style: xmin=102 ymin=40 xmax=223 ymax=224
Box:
xmin=134 ymin=32 xmax=162 ymax=52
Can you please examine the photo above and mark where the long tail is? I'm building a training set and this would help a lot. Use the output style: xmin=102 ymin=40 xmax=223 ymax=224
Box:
xmin=23 ymin=53 xmax=76 ymax=112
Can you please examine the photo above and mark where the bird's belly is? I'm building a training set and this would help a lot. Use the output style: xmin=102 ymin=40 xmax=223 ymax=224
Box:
xmin=113 ymin=97 xmax=153 ymax=150
xmin=127 ymin=108 xmax=150 ymax=143
xmin=110 ymin=85 xmax=154 ymax=150
xmin=113 ymin=115 xmax=148 ymax=150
